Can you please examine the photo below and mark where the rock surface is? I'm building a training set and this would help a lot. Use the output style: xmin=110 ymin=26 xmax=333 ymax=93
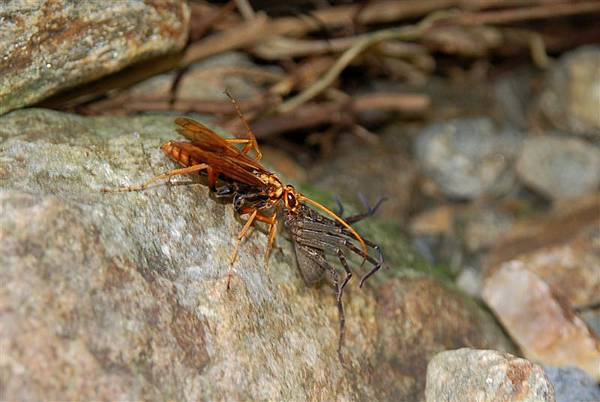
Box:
xmin=0 ymin=0 xmax=190 ymax=115
xmin=105 ymin=52 xmax=275 ymax=112
xmin=485 ymin=194 xmax=600 ymax=308
xmin=544 ymin=366 xmax=600 ymax=402
xmin=581 ymin=307 xmax=600 ymax=337
xmin=482 ymin=195 xmax=600 ymax=381
xmin=0 ymin=109 xmax=514 ymax=401
xmin=425 ymin=348 xmax=555 ymax=402
xmin=414 ymin=117 xmax=521 ymax=199
xmin=539 ymin=46 xmax=600 ymax=138
xmin=371 ymin=277 xmax=515 ymax=401
xmin=483 ymin=263 xmax=600 ymax=382
xmin=516 ymin=135 xmax=600 ymax=200
xmin=309 ymin=125 xmax=417 ymax=221
xmin=460 ymin=203 xmax=515 ymax=254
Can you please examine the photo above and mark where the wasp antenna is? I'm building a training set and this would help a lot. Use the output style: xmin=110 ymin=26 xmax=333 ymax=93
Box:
xmin=224 ymin=90 xmax=262 ymax=160
xmin=298 ymin=195 xmax=369 ymax=258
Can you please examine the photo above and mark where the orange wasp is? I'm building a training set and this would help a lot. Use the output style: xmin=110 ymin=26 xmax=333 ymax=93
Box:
xmin=104 ymin=94 xmax=369 ymax=286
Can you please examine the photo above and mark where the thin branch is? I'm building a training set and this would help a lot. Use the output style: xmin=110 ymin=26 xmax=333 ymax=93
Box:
xmin=275 ymin=11 xmax=454 ymax=114
xmin=181 ymin=12 xmax=270 ymax=66
xmin=234 ymin=0 xmax=256 ymax=20
xmin=270 ymin=0 xmax=459 ymax=37
xmin=455 ymin=1 xmax=600 ymax=25
xmin=253 ymin=93 xmax=430 ymax=138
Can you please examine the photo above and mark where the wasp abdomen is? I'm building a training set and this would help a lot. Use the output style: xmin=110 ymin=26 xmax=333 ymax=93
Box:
xmin=161 ymin=141 xmax=202 ymax=168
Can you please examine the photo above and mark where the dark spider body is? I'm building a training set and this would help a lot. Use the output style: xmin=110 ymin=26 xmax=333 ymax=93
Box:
xmin=282 ymin=203 xmax=384 ymax=361
xmin=218 ymin=179 xmax=385 ymax=361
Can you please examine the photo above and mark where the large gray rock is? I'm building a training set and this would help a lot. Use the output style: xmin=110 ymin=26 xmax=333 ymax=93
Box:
xmin=483 ymin=263 xmax=600 ymax=382
xmin=544 ymin=366 xmax=600 ymax=402
xmin=0 ymin=109 xmax=514 ymax=401
xmin=516 ymin=135 xmax=600 ymax=200
xmin=539 ymin=46 xmax=600 ymax=138
xmin=415 ymin=117 xmax=521 ymax=200
xmin=309 ymin=124 xmax=417 ymax=221
xmin=0 ymin=0 xmax=190 ymax=115
xmin=425 ymin=348 xmax=555 ymax=402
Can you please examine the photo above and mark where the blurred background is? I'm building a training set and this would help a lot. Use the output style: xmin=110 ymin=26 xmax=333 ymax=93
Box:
xmin=1 ymin=1 xmax=599 ymax=401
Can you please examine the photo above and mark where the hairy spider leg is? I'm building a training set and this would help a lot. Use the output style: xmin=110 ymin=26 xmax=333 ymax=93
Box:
xmin=297 ymin=222 xmax=383 ymax=288
xmin=298 ymin=195 xmax=368 ymax=259
xmin=343 ymin=237 xmax=384 ymax=287
xmin=294 ymin=241 xmax=348 ymax=363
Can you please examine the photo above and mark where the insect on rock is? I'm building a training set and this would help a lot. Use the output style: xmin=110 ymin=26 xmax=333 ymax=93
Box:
xmin=102 ymin=92 xmax=385 ymax=361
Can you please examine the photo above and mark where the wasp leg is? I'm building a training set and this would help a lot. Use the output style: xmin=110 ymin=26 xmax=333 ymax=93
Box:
xmin=101 ymin=163 xmax=209 ymax=193
xmin=265 ymin=217 xmax=277 ymax=267
xmin=227 ymin=209 xmax=257 ymax=289
xmin=227 ymin=208 xmax=276 ymax=289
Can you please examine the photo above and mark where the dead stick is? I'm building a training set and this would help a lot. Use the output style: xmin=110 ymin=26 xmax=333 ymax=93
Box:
xmin=270 ymin=0 xmax=458 ymax=37
xmin=456 ymin=1 xmax=600 ymax=25
xmin=182 ymin=13 xmax=270 ymax=66
xmin=276 ymin=11 xmax=452 ymax=113
xmin=254 ymin=93 xmax=430 ymax=138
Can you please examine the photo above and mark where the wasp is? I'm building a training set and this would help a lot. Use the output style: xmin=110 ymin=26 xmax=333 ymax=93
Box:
xmin=104 ymin=93 xmax=368 ymax=274
xmin=103 ymin=93 xmax=385 ymax=359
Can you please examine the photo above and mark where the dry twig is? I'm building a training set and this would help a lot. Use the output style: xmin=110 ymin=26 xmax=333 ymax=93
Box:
xmin=276 ymin=11 xmax=454 ymax=113
xmin=253 ymin=92 xmax=430 ymax=138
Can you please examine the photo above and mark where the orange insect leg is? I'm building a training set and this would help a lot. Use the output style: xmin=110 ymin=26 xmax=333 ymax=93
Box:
xmin=226 ymin=208 xmax=277 ymax=289
xmin=102 ymin=163 xmax=209 ymax=193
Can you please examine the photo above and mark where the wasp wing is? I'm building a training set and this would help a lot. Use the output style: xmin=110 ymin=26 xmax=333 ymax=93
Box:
xmin=174 ymin=117 xmax=268 ymax=173
xmin=165 ymin=141 xmax=265 ymax=187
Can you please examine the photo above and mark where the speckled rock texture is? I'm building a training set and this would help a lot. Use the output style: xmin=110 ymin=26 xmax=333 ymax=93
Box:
xmin=539 ymin=46 xmax=600 ymax=138
xmin=516 ymin=135 xmax=600 ymax=200
xmin=414 ymin=117 xmax=521 ymax=200
xmin=425 ymin=348 xmax=555 ymax=402
xmin=544 ymin=366 xmax=600 ymax=402
xmin=309 ymin=125 xmax=417 ymax=221
xmin=0 ymin=0 xmax=190 ymax=115
xmin=483 ymin=263 xmax=600 ymax=382
xmin=0 ymin=109 xmax=514 ymax=401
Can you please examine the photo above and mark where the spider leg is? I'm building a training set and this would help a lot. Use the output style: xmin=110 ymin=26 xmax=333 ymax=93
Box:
xmin=344 ymin=196 xmax=388 ymax=224
xmin=295 ymin=243 xmax=346 ymax=363
xmin=333 ymin=194 xmax=345 ymax=218
xmin=337 ymin=248 xmax=353 ymax=294
xmin=343 ymin=239 xmax=384 ymax=287
xmin=297 ymin=229 xmax=383 ymax=288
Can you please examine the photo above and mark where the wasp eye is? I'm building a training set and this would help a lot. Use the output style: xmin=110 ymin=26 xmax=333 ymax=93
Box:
xmin=286 ymin=192 xmax=297 ymax=208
